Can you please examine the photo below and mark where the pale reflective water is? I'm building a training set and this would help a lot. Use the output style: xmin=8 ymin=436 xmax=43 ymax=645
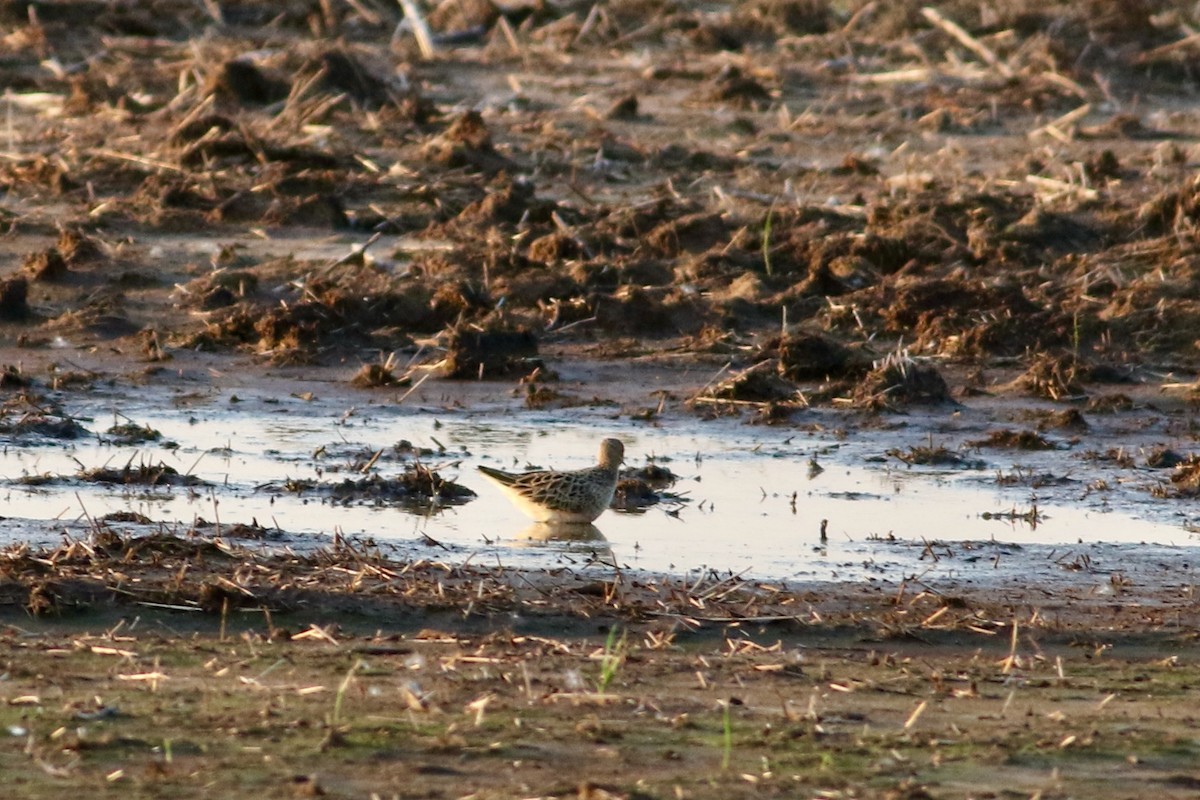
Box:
xmin=2 ymin=389 xmax=1196 ymax=583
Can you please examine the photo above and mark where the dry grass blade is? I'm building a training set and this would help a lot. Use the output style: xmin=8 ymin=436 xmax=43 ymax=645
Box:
xmin=397 ymin=0 xmax=437 ymax=59
xmin=920 ymin=6 xmax=1014 ymax=78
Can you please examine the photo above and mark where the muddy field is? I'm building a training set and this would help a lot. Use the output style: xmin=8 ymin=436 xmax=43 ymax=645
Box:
xmin=5 ymin=0 xmax=1200 ymax=796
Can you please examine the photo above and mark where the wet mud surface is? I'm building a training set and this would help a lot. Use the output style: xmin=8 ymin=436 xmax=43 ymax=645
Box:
xmin=5 ymin=0 xmax=1200 ymax=796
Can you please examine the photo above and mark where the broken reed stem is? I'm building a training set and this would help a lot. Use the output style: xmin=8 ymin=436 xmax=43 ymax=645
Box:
xmin=495 ymin=15 xmax=521 ymax=56
xmin=1028 ymin=103 xmax=1092 ymax=141
xmin=920 ymin=6 xmax=1014 ymax=79
xmin=1002 ymin=616 xmax=1019 ymax=674
xmin=397 ymin=0 xmax=437 ymax=59
xmin=1136 ymin=29 xmax=1200 ymax=63
xmin=395 ymin=369 xmax=433 ymax=405
xmin=317 ymin=231 xmax=384 ymax=278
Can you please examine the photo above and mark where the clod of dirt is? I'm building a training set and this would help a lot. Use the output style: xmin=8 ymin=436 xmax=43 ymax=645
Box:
xmin=101 ymin=511 xmax=154 ymax=525
xmin=189 ymin=272 xmax=464 ymax=362
xmin=854 ymin=353 xmax=951 ymax=409
xmin=740 ymin=0 xmax=832 ymax=35
xmin=139 ymin=329 xmax=170 ymax=362
xmin=56 ymin=228 xmax=105 ymax=263
xmin=0 ymin=413 xmax=87 ymax=439
xmin=327 ymin=464 xmax=475 ymax=506
xmin=222 ymin=522 xmax=281 ymax=540
xmin=80 ymin=461 xmax=206 ymax=487
xmin=888 ymin=444 xmax=983 ymax=469
xmin=769 ymin=331 xmax=870 ymax=381
xmin=614 ymin=464 xmax=682 ymax=512
xmin=443 ymin=323 xmax=539 ymax=379
xmin=523 ymin=383 xmax=582 ymax=410
xmin=199 ymin=286 xmax=237 ymax=310
xmin=1083 ymin=148 xmax=1123 ymax=182
xmin=317 ymin=49 xmax=394 ymax=108
xmin=832 ymin=153 xmax=880 ymax=176
xmin=528 ymin=231 xmax=586 ymax=264
xmin=968 ymin=430 xmax=1056 ymax=450
xmin=605 ymin=94 xmax=640 ymax=120
xmin=621 ymin=464 xmax=677 ymax=488
xmin=421 ymin=111 xmax=515 ymax=173
xmin=104 ymin=423 xmax=164 ymax=446
xmin=1137 ymin=176 xmax=1200 ymax=237
xmin=594 ymin=285 xmax=705 ymax=335
xmin=392 ymin=440 xmax=437 ymax=460
xmin=1000 ymin=208 xmax=1101 ymax=257
xmin=24 ymin=580 xmax=70 ymax=616
xmin=1036 ymin=408 xmax=1089 ymax=432
xmin=198 ymin=581 xmax=259 ymax=613
xmin=0 ymin=277 xmax=31 ymax=319
xmin=209 ymin=58 xmax=290 ymax=106
xmin=1146 ymin=448 xmax=1187 ymax=469
xmin=1016 ymin=353 xmax=1089 ymax=400
xmin=457 ymin=178 xmax=554 ymax=226
xmin=22 ymin=248 xmax=69 ymax=282
xmin=351 ymin=361 xmax=409 ymax=388
xmin=706 ymin=65 xmax=772 ymax=110
xmin=189 ymin=270 xmax=259 ymax=309
xmin=427 ymin=0 xmax=500 ymax=33
xmin=701 ymin=360 xmax=800 ymax=404
xmin=646 ymin=212 xmax=730 ymax=257
xmin=873 ymin=277 xmax=1047 ymax=357
xmin=109 ymin=532 xmax=230 ymax=561
xmin=612 ymin=479 xmax=664 ymax=512
xmin=0 ymin=365 xmax=31 ymax=389
xmin=1163 ymin=456 xmax=1200 ymax=498
xmin=1086 ymin=393 xmax=1134 ymax=413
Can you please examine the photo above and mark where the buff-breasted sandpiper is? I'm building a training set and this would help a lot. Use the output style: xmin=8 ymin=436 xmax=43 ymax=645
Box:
xmin=477 ymin=438 xmax=624 ymax=524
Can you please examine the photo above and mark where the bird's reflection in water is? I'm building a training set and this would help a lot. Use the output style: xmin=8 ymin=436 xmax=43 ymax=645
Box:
xmin=514 ymin=522 xmax=607 ymax=545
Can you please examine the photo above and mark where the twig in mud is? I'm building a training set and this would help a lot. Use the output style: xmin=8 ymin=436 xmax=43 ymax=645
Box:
xmin=840 ymin=1 xmax=877 ymax=34
xmin=209 ymin=488 xmax=221 ymax=539
xmin=395 ymin=369 xmax=433 ymax=405
xmin=609 ymin=17 xmax=666 ymax=47
xmin=135 ymin=601 xmax=202 ymax=612
xmin=544 ymin=315 xmax=597 ymax=336
xmin=920 ymin=6 xmax=1014 ymax=78
xmin=396 ymin=0 xmax=437 ymax=59
xmin=316 ymin=232 xmax=384 ymax=278
xmin=85 ymin=148 xmax=184 ymax=174
xmin=692 ymin=361 xmax=733 ymax=399
xmin=344 ymin=0 xmax=382 ymax=26
xmin=1025 ymin=174 xmax=1098 ymax=203
xmin=1028 ymin=104 xmax=1092 ymax=142
xmin=695 ymin=567 xmax=753 ymax=602
xmin=183 ymin=449 xmax=207 ymax=479
xmin=904 ymin=699 xmax=928 ymax=729
xmin=198 ymin=0 xmax=222 ymax=23
xmin=359 ymin=448 xmax=384 ymax=475
xmin=494 ymin=15 xmax=521 ymax=56
xmin=572 ymin=4 xmax=604 ymax=48
xmin=646 ymin=611 xmax=801 ymax=625
xmin=1136 ymin=30 xmax=1200 ymax=63
xmin=1001 ymin=616 xmax=1019 ymax=673
xmin=56 ymin=358 xmax=102 ymax=378
xmin=566 ymin=180 xmax=597 ymax=207
xmin=75 ymin=492 xmax=101 ymax=536
xmin=419 ymin=531 xmax=447 ymax=549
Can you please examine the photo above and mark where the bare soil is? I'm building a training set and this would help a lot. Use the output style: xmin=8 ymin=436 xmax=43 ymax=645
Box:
xmin=4 ymin=0 xmax=1200 ymax=796
xmin=6 ymin=533 xmax=1200 ymax=799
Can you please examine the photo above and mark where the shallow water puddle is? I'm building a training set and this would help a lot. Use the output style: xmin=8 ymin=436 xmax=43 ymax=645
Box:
xmin=1 ymin=391 xmax=1195 ymax=583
